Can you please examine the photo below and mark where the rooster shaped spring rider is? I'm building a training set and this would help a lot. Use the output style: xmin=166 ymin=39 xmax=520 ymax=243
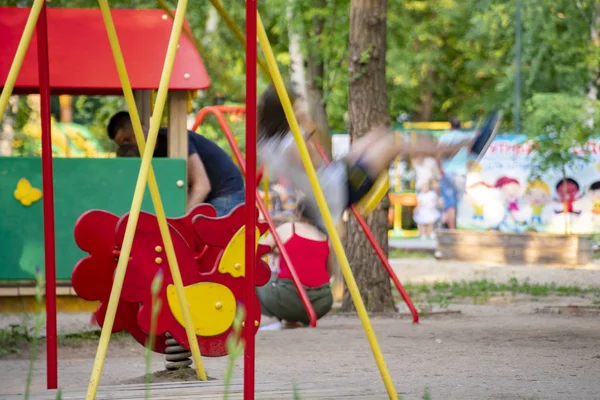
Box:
xmin=71 ymin=204 xmax=271 ymax=361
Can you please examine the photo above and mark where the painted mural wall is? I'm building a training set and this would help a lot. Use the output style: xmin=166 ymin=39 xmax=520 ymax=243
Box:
xmin=457 ymin=134 xmax=600 ymax=234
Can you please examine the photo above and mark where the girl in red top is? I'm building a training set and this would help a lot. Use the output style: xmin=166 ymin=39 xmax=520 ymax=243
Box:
xmin=257 ymin=197 xmax=335 ymax=329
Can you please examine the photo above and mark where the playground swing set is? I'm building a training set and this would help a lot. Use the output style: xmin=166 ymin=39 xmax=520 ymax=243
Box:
xmin=0 ymin=1 xmax=420 ymax=399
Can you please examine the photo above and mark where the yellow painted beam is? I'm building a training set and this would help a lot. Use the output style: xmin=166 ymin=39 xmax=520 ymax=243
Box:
xmin=0 ymin=296 xmax=98 ymax=314
xmin=402 ymin=121 xmax=473 ymax=130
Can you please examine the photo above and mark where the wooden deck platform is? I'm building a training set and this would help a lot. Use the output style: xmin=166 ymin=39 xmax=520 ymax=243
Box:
xmin=1 ymin=379 xmax=390 ymax=399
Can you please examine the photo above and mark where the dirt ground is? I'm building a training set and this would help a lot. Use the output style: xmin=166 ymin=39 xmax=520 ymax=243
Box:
xmin=1 ymin=259 xmax=599 ymax=399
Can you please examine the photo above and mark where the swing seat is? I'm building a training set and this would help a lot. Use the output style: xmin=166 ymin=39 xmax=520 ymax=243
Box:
xmin=355 ymin=171 xmax=390 ymax=216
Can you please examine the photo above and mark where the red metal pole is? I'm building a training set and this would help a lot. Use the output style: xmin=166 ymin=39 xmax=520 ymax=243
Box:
xmin=256 ymin=164 xmax=264 ymax=186
xmin=352 ymin=211 xmax=419 ymax=323
xmin=244 ymin=0 xmax=257 ymax=397
xmin=191 ymin=104 xmax=246 ymax=127
xmin=37 ymin=2 xmax=58 ymax=388
xmin=192 ymin=106 xmax=318 ymax=327
xmin=313 ymin=141 xmax=419 ymax=323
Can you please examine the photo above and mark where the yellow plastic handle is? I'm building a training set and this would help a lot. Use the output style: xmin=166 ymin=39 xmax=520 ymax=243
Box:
xmin=355 ymin=171 xmax=390 ymax=216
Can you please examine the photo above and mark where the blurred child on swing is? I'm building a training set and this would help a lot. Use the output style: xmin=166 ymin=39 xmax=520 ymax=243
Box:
xmin=257 ymin=85 xmax=492 ymax=230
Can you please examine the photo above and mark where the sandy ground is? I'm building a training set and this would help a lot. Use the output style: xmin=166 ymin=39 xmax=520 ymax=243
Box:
xmin=1 ymin=259 xmax=599 ymax=399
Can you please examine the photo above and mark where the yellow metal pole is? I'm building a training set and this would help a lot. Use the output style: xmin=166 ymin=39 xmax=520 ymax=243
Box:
xmin=0 ymin=0 xmax=45 ymax=118
xmin=393 ymin=202 xmax=402 ymax=231
xmin=87 ymin=1 xmax=204 ymax=398
xmin=393 ymin=132 xmax=402 ymax=232
xmin=96 ymin=0 xmax=206 ymax=380
xmin=394 ymin=132 xmax=401 ymax=193
xmin=207 ymin=0 xmax=270 ymax=79
xmin=262 ymin=169 xmax=269 ymax=263
xmin=257 ymin=13 xmax=398 ymax=400
xmin=263 ymin=170 xmax=269 ymax=214
xmin=409 ymin=132 xmax=416 ymax=190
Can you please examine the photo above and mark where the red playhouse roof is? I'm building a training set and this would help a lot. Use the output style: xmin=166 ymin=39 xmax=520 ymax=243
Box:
xmin=0 ymin=7 xmax=211 ymax=95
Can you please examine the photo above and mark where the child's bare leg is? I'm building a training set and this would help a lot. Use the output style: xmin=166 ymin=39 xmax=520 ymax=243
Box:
xmin=345 ymin=127 xmax=390 ymax=161
xmin=343 ymin=126 xmax=475 ymax=179
xmin=346 ymin=134 xmax=402 ymax=176
xmin=345 ymin=132 xmax=444 ymax=178
xmin=411 ymin=135 xmax=474 ymax=159
xmin=426 ymin=224 xmax=433 ymax=236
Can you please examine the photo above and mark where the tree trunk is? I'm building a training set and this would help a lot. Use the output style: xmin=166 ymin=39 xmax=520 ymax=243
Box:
xmin=306 ymin=0 xmax=332 ymax=158
xmin=203 ymin=7 xmax=219 ymax=40
xmin=342 ymin=0 xmax=395 ymax=312
xmin=414 ymin=65 xmax=434 ymax=122
xmin=287 ymin=2 xmax=308 ymax=101
xmin=305 ymin=0 xmax=333 ymax=158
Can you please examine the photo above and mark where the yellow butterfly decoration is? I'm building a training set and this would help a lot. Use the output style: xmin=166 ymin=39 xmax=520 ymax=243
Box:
xmin=596 ymin=162 xmax=600 ymax=172
xmin=14 ymin=178 xmax=43 ymax=206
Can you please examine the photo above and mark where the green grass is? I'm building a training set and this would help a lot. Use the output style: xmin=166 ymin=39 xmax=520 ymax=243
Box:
xmin=0 ymin=324 xmax=32 ymax=356
xmin=0 ymin=326 xmax=133 ymax=356
xmin=398 ymin=277 xmax=600 ymax=307
xmin=57 ymin=330 xmax=130 ymax=347
xmin=389 ymin=248 xmax=433 ymax=259
xmin=422 ymin=387 xmax=432 ymax=400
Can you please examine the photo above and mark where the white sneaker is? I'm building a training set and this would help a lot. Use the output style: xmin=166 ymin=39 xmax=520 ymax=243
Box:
xmin=259 ymin=321 xmax=283 ymax=331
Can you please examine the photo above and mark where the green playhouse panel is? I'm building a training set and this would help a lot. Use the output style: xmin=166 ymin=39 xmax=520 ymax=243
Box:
xmin=0 ymin=157 xmax=187 ymax=281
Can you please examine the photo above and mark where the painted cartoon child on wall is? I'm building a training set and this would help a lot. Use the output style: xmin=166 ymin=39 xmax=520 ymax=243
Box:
xmin=525 ymin=180 xmax=550 ymax=224
xmin=554 ymin=178 xmax=583 ymax=215
xmin=589 ymin=181 xmax=600 ymax=221
xmin=495 ymin=176 xmax=521 ymax=217
xmin=465 ymin=181 xmax=491 ymax=221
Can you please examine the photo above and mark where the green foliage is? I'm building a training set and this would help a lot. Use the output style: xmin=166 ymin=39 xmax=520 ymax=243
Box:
xmin=387 ymin=0 xmax=598 ymax=124
xmin=25 ymin=267 xmax=46 ymax=400
xmin=222 ymin=306 xmax=246 ymax=400
xmin=72 ymin=95 xmax=125 ymax=152
xmin=423 ymin=386 xmax=432 ymax=400
xmin=292 ymin=383 xmax=302 ymax=400
xmin=11 ymin=131 xmax=39 ymax=156
xmin=195 ymin=112 xmax=246 ymax=157
xmin=389 ymin=248 xmax=433 ymax=259
xmin=0 ymin=324 xmax=31 ymax=356
xmin=290 ymin=0 xmax=351 ymax=130
xmin=58 ymin=331 xmax=101 ymax=347
xmin=523 ymin=93 xmax=600 ymax=178
xmin=2 ymin=0 xmax=598 ymax=133
xmin=146 ymin=270 xmax=164 ymax=400
xmin=11 ymin=97 xmax=31 ymax=131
